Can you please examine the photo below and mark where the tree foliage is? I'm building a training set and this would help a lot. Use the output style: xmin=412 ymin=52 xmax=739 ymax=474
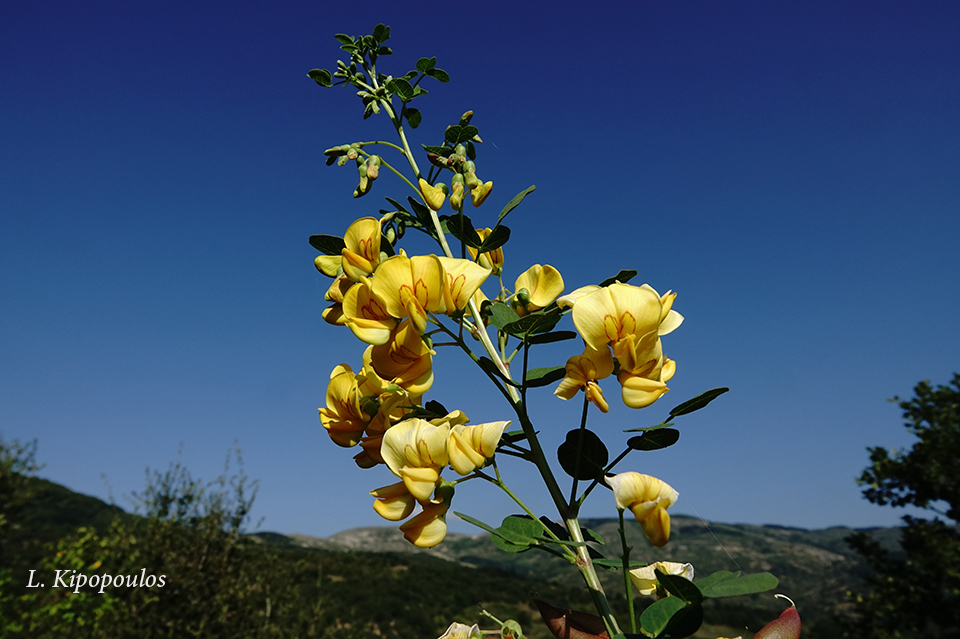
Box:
xmin=844 ymin=374 xmax=960 ymax=638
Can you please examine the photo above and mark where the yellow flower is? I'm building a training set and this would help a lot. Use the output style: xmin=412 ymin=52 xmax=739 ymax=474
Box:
xmin=437 ymin=622 xmax=482 ymax=639
xmin=612 ymin=331 xmax=676 ymax=409
xmin=399 ymin=486 xmax=453 ymax=548
xmin=513 ymin=264 xmax=564 ymax=317
xmin=466 ymin=228 xmax=504 ymax=274
xmin=380 ymin=418 xmax=451 ymax=500
xmin=448 ymin=421 xmax=510 ymax=475
xmin=318 ymin=365 xmax=371 ymax=447
xmin=341 ymin=277 xmax=398 ymax=345
xmin=314 ymin=217 xmax=382 ymax=280
xmin=365 ymin=319 xmax=435 ymax=395
xmin=371 ymin=254 xmax=446 ymax=334
xmin=554 ymin=346 xmax=614 ymax=413
xmin=470 ymin=181 xmax=493 ymax=207
xmin=629 ymin=561 xmax=695 ymax=597
xmin=419 ymin=178 xmax=446 ymax=211
xmin=321 ymin=274 xmax=354 ymax=326
xmin=370 ymin=481 xmax=416 ymax=521
xmin=605 ymin=472 xmax=679 ymax=548
xmin=566 ymin=283 xmax=683 ymax=409
xmin=437 ymin=257 xmax=492 ymax=313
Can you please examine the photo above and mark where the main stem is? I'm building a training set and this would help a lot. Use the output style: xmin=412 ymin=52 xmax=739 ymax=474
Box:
xmin=387 ymin=106 xmax=621 ymax=638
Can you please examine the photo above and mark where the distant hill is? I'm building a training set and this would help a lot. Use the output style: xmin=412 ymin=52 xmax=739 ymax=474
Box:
xmin=287 ymin=516 xmax=902 ymax=637
xmin=10 ymin=475 xmax=903 ymax=638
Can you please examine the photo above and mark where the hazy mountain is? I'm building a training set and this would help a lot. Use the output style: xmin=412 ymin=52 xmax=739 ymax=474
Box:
xmin=10 ymin=476 xmax=903 ymax=638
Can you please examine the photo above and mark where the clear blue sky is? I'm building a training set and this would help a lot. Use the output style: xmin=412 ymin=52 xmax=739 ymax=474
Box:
xmin=3 ymin=1 xmax=959 ymax=538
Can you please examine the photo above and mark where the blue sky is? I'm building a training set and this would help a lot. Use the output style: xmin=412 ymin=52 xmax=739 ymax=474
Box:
xmin=2 ymin=1 xmax=959 ymax=539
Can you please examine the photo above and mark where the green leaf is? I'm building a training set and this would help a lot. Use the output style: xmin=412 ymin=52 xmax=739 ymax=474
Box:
xmin=477 ymin=357 xmax=519 ymax=387
xmin=695 ymin=571 xmax=779 ymax=599
xmin=406 ymin=196 xmax=433 ymax=229
xmin=386 ymin=78 xmax=414 ymax=101
xmin=478 ymin=225 xmax=510 ymax=253
xmin=557 ymin=429 xmax=609 ymax=480
xmin=416 ymin=56 xmax=437 ymax=72
xmin=655 ymin=569 xmax=703 ymax=605
xmin=500 ymin=430 xmax=528 ymax=445
xmin=404 ymin=107 xmax=421 ymax=129
xmin=502 ymin=305 xmax=563 ymax=337
xmin=669 ymin=387 xmax=730 ymax=417
xmin=377 ymin=46 xmax=392 ymax=56
xmin=454 ymin=511 xmax=498 ymax=535
xmin=498 ymin=185 xmax=536 ymax=222
xmin=525 ymin=366 xmax=566 ymax=388
xmin=583 ymin=527 xmax=605 ymax=544
xmin=592 ymin=558 xmax=647 ymax=570
xmin=598 ymin=269 xmax=638 ymax=287
xmin=622 ymin=420 xmax=674 ymax=433
xmin=372 ymin=23 xmax=389 ymax=44
xmin=308 ymin=234 xmax=345 ymax=255
xmin=488 ymin=302 xmax=521 ymax=330
xmin=383 ymin=197 xmax=409 ymax=214
xmin=334 ymin=34 xmax=354 ymax=45
xmin=639 ymin=597 xmax=686 ymax=637
xmin=664 ymin=604 xmax=703 ymax=638
xmin=426 ymin=68 xmax=450 ymax=82
xmin=498 ymin=515 xmax=542 ymax=542
xmin=627 ymin=429 xmax=680 ymax=451
xmin=307 ymin=68 xmax=332 ymax=87
xmin=444 ymin=213 xmax=482 ymax=248
xmin=423 ymin=145 xmax=453 ymax=156
xmin=526 ymin=330 xmax=578 ymax=345
xmin=444 ymin=125 xmax=479 ymax=145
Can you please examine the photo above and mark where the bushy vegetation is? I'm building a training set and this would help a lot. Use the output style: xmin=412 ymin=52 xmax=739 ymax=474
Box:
xmin=0 ymin=441 xmax=586 ymax=638
xmin=843 ymin=374 xmax=960 ymax=638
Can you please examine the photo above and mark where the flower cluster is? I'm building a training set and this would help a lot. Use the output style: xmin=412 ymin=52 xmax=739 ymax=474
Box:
xmin=371 ymin=412 xmax=509 ymax=547
xmin=555 ymin=282 xmax=683 ymax=411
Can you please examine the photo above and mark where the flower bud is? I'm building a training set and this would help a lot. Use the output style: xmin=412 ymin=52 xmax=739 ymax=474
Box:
xmin=337 ymin=155 xmax=349 ymax=167
xmin=366 ymin=155 xmax=381 ymax=180
xmin=449 ymin=183 xmax=465 ymax=210
xmin=419 ymin=178 xmax=446 ymax=211
xmin=384 ymin=225 xmax=396 ymax=244
xmin=459 ymin=110 xmax=474 ymax=126
xmin=464 ymin=170 xmax=480 ymax=191
xmin=470 ymin=181 xmax=493 ymax=207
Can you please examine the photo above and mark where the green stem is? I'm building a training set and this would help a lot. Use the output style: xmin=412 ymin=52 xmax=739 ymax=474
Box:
xmin=568 ymin=393 xmax=591 ymax=510
xmin=619 ymin=509 xmax=638 ymax=634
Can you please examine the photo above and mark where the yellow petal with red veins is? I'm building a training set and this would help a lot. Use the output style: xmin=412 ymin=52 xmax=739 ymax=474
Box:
xmin=437 ymin=257 xmax=491 ymax=313
xmin=342 ymin=278 xmax=397 ymax=345
xmin=372 ymin=254 xmax=445 ymax=334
